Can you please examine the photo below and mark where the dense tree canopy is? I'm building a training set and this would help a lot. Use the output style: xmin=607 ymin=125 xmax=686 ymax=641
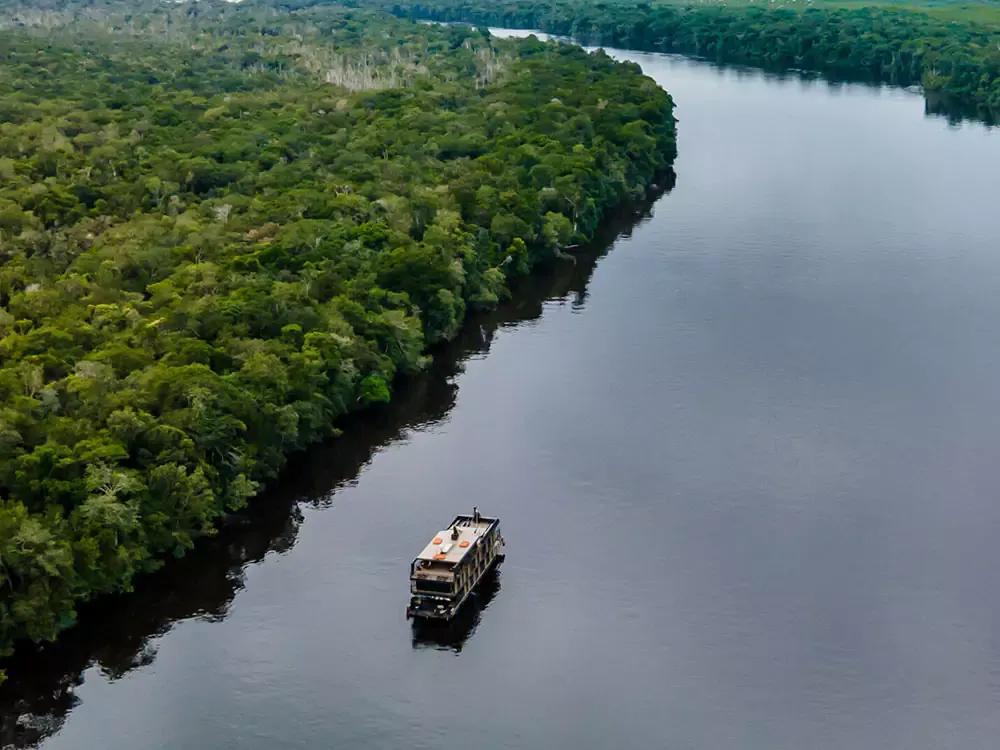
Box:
xmin=0 ymin=0 xmax=676 ymax=674
xmin=378 ymin=0 xmax=1000 ymax=123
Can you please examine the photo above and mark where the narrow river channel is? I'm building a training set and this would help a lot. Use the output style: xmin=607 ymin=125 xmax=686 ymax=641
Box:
xmin=4 ymin=30 xmax=1000 ymax=750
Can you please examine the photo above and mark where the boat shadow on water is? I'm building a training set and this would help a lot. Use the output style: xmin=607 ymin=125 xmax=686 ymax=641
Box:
xmin=410 ymin=568 xmax=502 ymax=653
xmin=0 ymin=173 xmax=673 ymax=749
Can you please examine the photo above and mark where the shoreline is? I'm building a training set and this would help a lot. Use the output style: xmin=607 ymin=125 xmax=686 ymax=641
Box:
xmin=0 ymin=178 xmax=674 ymax=747
xmin=402 ymin=4 xmax=999 ymax=126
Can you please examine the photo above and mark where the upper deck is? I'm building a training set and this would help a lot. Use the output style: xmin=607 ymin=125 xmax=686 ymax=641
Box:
xmin=414 ymin=514 xmax=498 ymax=567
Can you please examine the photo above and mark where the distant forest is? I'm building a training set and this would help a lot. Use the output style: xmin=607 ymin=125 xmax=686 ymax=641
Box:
xmin=0 ymin=0 xmax=676 ymax=675
xmin=377 ymin=0 xmax=1000 ymax=122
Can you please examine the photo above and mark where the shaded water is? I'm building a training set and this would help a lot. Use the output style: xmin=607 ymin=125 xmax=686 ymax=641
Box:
xmin=4 ymin=34 xmax=1000 ymax=750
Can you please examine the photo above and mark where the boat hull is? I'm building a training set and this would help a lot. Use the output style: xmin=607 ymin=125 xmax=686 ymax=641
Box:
xmin=407 ymin=554 xmax=504 ymax=620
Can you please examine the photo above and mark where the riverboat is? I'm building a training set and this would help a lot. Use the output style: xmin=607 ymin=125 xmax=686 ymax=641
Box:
xmin=407 ymin=508 xmax=505 ymax=620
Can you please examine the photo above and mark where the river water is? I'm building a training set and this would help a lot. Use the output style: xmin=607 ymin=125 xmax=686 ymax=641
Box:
xmin=4 ymin=31 xmax=1000 ymax=750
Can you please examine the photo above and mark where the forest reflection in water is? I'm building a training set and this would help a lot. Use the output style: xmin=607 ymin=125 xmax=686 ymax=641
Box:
xmin=0 ymin=178 xmax=673 ymax=750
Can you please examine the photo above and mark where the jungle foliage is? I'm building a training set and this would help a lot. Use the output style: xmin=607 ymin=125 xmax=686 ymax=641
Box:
xmin=380 ymin=0 xmax=1000 ymax=122
xmin=0 ymin=0 xmax=676 ymax=671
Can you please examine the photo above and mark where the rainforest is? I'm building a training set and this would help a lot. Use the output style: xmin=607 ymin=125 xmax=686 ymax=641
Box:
xmin=381 ymin=0 xmax=1000 ymax=123
xmin=0 ymin=0 xmax=676 ymax=675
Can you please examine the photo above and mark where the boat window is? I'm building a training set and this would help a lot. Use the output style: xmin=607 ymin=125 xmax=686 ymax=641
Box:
xmin=415 ymin=579 xmax=452 ymax=594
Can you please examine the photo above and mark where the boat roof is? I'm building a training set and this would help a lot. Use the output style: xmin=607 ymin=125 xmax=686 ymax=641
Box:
xmin=415 ymin=516 xmax=496 ymax=566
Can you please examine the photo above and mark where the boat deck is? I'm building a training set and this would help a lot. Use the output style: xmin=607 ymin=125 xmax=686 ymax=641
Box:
xmin=414 ymin=517 xmax=494 ymax=565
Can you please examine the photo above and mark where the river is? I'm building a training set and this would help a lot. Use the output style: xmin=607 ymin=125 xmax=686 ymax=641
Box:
xmin=3 ymin=30 xmax=1000 ymax=750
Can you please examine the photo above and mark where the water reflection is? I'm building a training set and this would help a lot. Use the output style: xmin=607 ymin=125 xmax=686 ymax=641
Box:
xmin=0 ymin=177 xmax=672 ymax=750
xmin=410 ymin=569 xmax=503 ymax=653
xmin=677 ymin=56 xmax=997 ymax=127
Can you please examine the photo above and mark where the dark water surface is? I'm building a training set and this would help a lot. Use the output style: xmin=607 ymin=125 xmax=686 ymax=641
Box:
xmin=5 ymin=34 xmax=1000 ymax=750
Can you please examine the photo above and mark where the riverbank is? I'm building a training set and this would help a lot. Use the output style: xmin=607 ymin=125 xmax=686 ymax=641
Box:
xmin=0 ymin=1 xmax=675 ymax=675
xmin=381 ymin=0 xmax=1000 ymax=124
xmin=0 ymin=183 xmax=673 ymax=747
